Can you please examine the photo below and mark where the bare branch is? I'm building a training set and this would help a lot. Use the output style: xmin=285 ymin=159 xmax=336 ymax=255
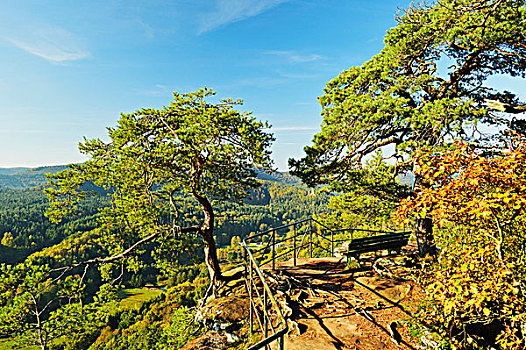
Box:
xmin=484 ymin=100 xmax=526 ymax=114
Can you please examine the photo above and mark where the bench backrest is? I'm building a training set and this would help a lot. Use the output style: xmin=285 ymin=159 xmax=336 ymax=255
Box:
xmin=348 ymin=231 xmax=411 ymax=251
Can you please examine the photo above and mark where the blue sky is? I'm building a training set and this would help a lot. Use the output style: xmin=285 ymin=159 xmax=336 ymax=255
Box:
xmin=1 ymin=0 xmax=426 ymax=169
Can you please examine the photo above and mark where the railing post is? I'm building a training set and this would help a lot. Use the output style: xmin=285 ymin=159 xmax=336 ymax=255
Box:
xmin=249 ymin=258 xmax=253 ymax=335
xmin=331 ymin=230 xmax=334 ymax=258
xmin=264 ymin=287 xmax=268 ymax=346
xmin=309 ymin=220 xmax=313 ymax=258
xmin=243 ymin=246 xmax=247 ymax=276
xmin=293 ymin=223 xmax=297 ymax=266
xmin=272 ymin=229 xmax=276 ymax=271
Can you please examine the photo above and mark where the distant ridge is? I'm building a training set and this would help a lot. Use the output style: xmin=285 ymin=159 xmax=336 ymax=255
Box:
xmin=0 ymin=165 xmax=68 ymax=189
xmin=256 ymin=169 xmax=302 ymax=186
xmin=0 ymin=166 xmax=303 ymax=190
xmin=0 ymin=167 xmax=30 ymax=175
xmin=0 ymin=164 xmax=411 ymax=190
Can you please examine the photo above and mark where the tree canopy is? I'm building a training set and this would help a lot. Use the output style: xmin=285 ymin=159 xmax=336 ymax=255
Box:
xmin=290 ymin=0 xmax=526 ymax=191
xmin=46 ymin=88 xmax=274 ymax=287
xmin=395 ymin=140 xmax=526 ymax=348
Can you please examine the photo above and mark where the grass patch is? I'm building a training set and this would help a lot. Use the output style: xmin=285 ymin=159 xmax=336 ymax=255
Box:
xmin=0 ymin=338 xmax=39 ymax=350
xmin=117 ymin=288 xmax=163 ymax=310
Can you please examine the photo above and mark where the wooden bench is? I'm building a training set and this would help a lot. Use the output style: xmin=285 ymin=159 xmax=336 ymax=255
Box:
xmin=345 ymin=231 xmax=411 ymax=265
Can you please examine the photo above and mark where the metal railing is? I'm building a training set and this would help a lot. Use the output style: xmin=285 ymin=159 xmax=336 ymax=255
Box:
xmin=243 ymin=243 xmax=288 ymax=350
xmin=241 ymin=217 xmax=409 ymax=349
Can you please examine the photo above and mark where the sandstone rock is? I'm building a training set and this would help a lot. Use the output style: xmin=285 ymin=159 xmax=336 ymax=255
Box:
xmin=355 ymin=276 xmax=412 ymax=303
xmin=195 ymin=296 xmax=249 ymax=332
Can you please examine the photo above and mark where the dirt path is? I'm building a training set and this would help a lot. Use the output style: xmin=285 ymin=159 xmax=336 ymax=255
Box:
xmin=266 ymin=257 xmax=422 ymax=350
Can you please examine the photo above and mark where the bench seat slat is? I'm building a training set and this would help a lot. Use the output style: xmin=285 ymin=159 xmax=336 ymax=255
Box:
xmin=348 ymin=234 xmax=409 ymax=243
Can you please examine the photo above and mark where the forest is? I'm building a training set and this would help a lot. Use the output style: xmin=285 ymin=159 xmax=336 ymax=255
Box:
xmin=0 ymin=169 xmax=327 ymax=258
xmin=1 ymin=0 xmax=526 ymax=349
xmin=0 ymin=165 xmax=331 ymax=349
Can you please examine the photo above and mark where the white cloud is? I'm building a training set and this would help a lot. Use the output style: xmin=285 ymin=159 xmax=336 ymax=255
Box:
xmin=218 ymin=76 xmax=286 ymax=89
xmin=3 ymin=24 xmax=90 ymax=63
xmin=199 ymin=0 xmax=291 ymax=34
xmin=134 ymin=84 xmax=173 ymax=97
xmin=132 ymin=19 xmax=155 ymax=40
xmin=264 ymin=50 xmax=324 ymax=63
xmin=277 ymin=70 xmax=321 ymax=80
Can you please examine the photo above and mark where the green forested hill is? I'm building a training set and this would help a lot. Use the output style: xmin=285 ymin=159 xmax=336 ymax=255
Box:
xmin=0 ymin=187 xmax=107 ymax=263
xmin=0 ymin=167 xmax=329 ymax=264
xmin=0 ymin=165 xmax=68 ymax=188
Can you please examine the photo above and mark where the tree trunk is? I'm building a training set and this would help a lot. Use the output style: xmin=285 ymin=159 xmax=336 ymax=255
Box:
xmin=413 ymin=165 xmax=437 ymax=257
xmin=202 ymin=231 xmax=222 ymax=284
xmin=415 ymin=216 xmax=436 ymax=257
xmin=192 ymin=190 xmax=223 ymax=286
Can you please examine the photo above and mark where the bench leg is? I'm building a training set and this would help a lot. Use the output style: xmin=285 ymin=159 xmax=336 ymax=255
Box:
xmin=353 ymin=254 xmax=361 ymax=268
xmin=346 ymin=254 xmax=361 ymax=267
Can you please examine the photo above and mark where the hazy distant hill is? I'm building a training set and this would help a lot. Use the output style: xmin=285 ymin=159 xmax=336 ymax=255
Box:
xmin=0 ymin=164 xmax=413 ymax=190
xmin=0 ymin=168 xmax=30 ymax=175
xmin=256 ymin=170 xmax=303 ymax=186
xmin=0 ymin=165 xmax=68 ymax=189
xmin=0 ymin=165 xmax=303 ymax=189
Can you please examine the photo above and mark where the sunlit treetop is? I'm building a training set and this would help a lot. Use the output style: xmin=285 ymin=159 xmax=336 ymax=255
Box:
xmin=45 ymin=88 xmax=275 ymax=284
xmin=290 ymin=0 xmax=526 ymax=189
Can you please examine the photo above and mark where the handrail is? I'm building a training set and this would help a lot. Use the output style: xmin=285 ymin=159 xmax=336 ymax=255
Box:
xmin=241 ymin=217 xmax=409 ymax=349
xmin=243 ymin=243 xmax=288 ymax=350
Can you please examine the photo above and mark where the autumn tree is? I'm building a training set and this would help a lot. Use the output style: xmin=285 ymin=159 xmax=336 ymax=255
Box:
xmin=290 ymin=0 xmax=526 ymax=252
xmin=395 ymin=140 xmax=526 ymax=348
xmin=45 ymin=88 xmax=274 ymax=291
